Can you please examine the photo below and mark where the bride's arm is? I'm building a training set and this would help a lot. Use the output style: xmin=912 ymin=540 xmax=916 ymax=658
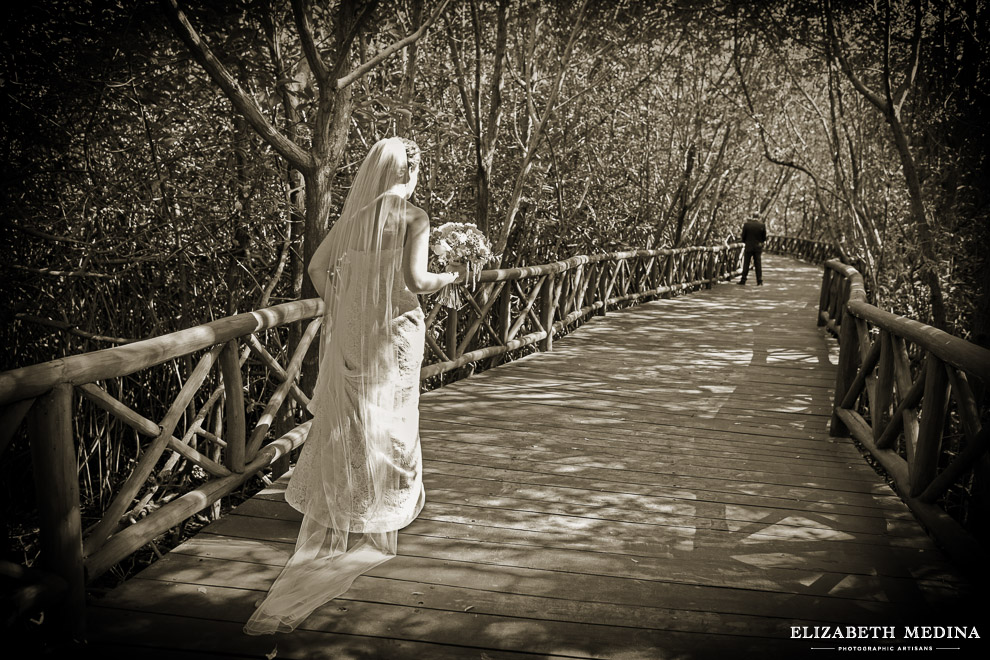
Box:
xmin=403 ymin=209 xmax=465 ymax=294
xmin=306 ymin=232 xmax=336 ymax=299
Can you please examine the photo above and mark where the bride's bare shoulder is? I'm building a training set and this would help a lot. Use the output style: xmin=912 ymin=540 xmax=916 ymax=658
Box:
xmin=401 ymin=202 xmax=430 ymax=231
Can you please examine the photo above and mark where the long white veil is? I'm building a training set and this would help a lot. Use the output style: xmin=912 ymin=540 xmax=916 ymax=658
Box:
xmin=244 ymin=138 xmax=418 ymax=635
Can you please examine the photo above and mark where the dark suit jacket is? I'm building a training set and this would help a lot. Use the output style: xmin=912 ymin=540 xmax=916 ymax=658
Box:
xmin=741 ymin=220 xmax=767 ymax=251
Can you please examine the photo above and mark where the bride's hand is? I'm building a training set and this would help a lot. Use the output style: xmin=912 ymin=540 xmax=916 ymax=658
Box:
xmin=448 ymin=261 xmax=468 ymax=284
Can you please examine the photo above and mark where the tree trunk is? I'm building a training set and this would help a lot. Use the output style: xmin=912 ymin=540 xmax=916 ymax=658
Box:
xmin=885 ymin=109 xmax=947 ymax=329
xmin=398 ymin=0 xmax=425 ymax=136
xmin=299 ymin=163 xmax=336 ymax=397
xmin=227 ymin=111 xmax=252 ymax=316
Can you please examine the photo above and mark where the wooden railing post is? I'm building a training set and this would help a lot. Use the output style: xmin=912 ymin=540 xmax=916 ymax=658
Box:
xmin=665 ymin=252 xmax=676 ymax=290
xmin=873 ymin=331 xmax=895 ymax=443
xmin=445 ymin=307 xmax=459 ymax=361
xmin=818 ymin=268 xmax=831 ymax=327
xmin=540 ymin=273 xmax=556 ymax=352
xmin=598 ymin=262 xmax=610 ymax=316
xmin=830 ymin=305 xmax=861 ymax=437
xmin=29 ymin=383 xmax=85 ymax=639
xmin=910 ymin=356 xmax=951 ymax=497
xmin=220 ymin=340 xmax=246 ymax=473
xmin=496 ymin=283 xmax=512 ymax=345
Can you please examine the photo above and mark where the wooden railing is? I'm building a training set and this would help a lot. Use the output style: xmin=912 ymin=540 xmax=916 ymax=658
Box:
xmin=423 ymin=245 xmax=742 ymax=378
xmin=0 ymin=299 xmax=324 ymax=637
xmin=0 ymin=242 xmax=744 ymax=636
xmin=765 ymin=235 xmax=839 ymax=263
xmin=819 ymin=259 xmax=990 ymax=581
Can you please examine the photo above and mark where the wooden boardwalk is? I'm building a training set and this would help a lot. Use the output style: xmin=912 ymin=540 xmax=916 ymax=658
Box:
xmin=87 ymin=256 xmax=974 ymax=659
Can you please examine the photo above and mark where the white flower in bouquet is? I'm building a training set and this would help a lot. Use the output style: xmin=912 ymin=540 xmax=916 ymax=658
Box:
xmin=429 ymin=222 xmax=494 ymax=307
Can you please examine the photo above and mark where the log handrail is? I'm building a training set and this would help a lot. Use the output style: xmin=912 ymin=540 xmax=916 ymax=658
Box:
xmin=824 ymin=260 xmax=990 ymax=382
xmin=424 ymin=245 xmax=740 ymax=378
xmin=0 ymin=299 xmax=324 ymax=405
xmin=820 ymin=257 xmax=990 ymax=583
xmin=764 ymin=235 xmax=839 ymax=264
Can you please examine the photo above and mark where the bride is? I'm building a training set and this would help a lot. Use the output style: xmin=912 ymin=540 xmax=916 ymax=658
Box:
xmin=244 ymin=137 xmax=465 ymax=635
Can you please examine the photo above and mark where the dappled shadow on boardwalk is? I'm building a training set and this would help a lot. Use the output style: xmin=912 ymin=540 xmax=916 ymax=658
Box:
xmin=87 ymin=256 xmax=980 ymax=659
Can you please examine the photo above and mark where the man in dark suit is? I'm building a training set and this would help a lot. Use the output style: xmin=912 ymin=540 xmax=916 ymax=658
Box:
xmin=739 ymin=215 xmax=767 ymax=285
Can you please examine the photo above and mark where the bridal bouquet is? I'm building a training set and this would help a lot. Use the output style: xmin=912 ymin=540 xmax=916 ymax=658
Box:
xmin=430 ymin=221 xmax=494 ymax=308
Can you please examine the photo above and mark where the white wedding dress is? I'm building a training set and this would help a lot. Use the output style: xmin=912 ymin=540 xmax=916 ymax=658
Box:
xmin=244 ymin=139 xmax=427 ymax=636
xmin=286 ymin=250 xmax=426 ymax=533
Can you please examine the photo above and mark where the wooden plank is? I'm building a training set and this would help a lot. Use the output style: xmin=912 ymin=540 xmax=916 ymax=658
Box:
xmin=100 ymin=565 xmax=798 ymax=643
xmin=421 ymin=409 xmax=861 ymax=464
xmin=422 ymin=454 xmax=909 ymax=515
xmin=426 ymin=384 xmax=837 ymax=430
xmin=196 ymin=525 xmax=958 ymax=614
xmin=484 ymin=353 xmax=839 ymax=381
xmin=422 ymin=420 xmax=881 ymax=479
xmin=422 ymin=397 xmax=842 ymax=444
xmin=423 ymin=388 xmax=841 ymax=437
xmin=424 ymin=445 xmax=892 ymax=497
xmin=217 ymin=500 xmax=955 ymax=584
xmin=451 ymin=344 xmax=837 ymax=376
xmin=88 ymin=601 xmax=803 ymax=660
xmin=498 ymin=359 xmax=839 ymax=388
xmin=258 ymin=467 xmax=913 ymax=526
xmin=88 ymin=605 xmax=558 ymax=660
xmin=419 ymin=476 xmax=921 ymax=537
xmin=86 ymin=638 xmax=261 ymax=660
xmin=158 ymin=536 xmax=930 ymax=624
xmin=98 ymin=559 xmax=919 ymax=645
xmin=539 ymin=340 xmax=839 ymax=368
xmin=237 ymin=483 xmax=929 ymax=551
xmin=436 ymin=374 xmax=838 ymax=413
xmin=169 ymin=533 xmax=924 ymax=618
xmin=423 ymin=436 xmax=883 ymax=488
xmin=423 ymin=396 xmax=839 ymax=446
xmin=421 ymin=416 xmax=873 ymax=475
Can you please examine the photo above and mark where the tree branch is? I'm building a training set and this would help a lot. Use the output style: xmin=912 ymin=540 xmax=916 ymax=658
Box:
xmin=494 ymin=0 xmax=589 ymax=257
xmin=290 ymin=0 xmax=331 ymax=84
xmin=160 ymin=0 xmax=314 ymax=172
xmin=823 ymin=0 xmax=889 ymax=114
xmin=445 ymin=24 xmax=478 ymax=134
xmin=882 ymin=0 xmax=894 ymax=108
xmin=482 ymin=0 xmax=509 ymax=168
xmin=336 ymin=1 xmax=380 ymax=69
xmin=15 ymin=314 xmax=137 ymax=345
xmin=336 ymin=0 xmax=452 ymax=89
xmin=892 ymin=0 xmax=923 ymax=114
xmin=732 ymin=22 xmax=831 ymax=216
